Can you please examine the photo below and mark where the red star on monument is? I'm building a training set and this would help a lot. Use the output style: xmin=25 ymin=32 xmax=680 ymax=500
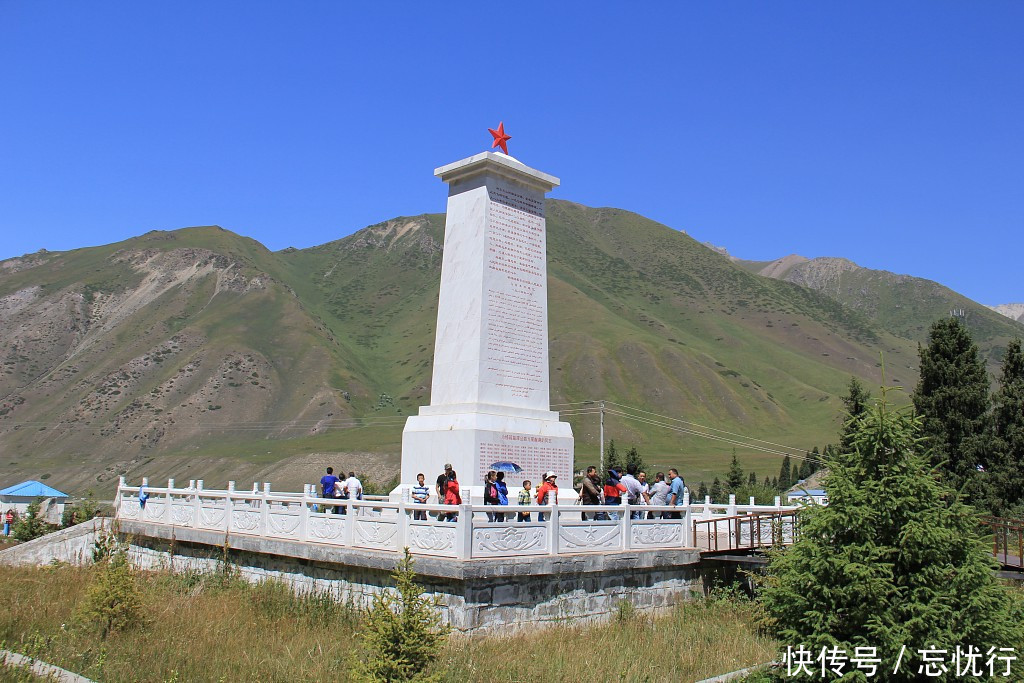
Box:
xmin=488 ymin=121 xmax=511 ymax=155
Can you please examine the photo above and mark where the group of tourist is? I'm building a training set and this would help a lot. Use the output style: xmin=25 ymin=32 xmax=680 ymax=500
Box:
xmin=317 ymin=467 xmax=363 ymax=514
xmin=404 ymin=463 xmax=687 ymax=523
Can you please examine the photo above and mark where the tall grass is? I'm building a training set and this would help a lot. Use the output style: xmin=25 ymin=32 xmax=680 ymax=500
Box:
xmin=0 ymin=564 xmax=774 ymax=682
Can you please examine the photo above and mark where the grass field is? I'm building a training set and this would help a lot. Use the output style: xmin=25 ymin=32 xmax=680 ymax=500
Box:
xmin=0 ymin=563 xmax=775 ymax=682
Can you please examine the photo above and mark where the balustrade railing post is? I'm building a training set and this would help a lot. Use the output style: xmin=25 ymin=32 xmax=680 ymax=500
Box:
xmin=683 ymin=492 xmax=692 ymax=547
xmin=396 ymin=501 xmax=409 ymax=552
xmin=260 ymin=483 xmax=271 ymax=538
xmin=115 ymin=476 xmax=126 ymax=515
xmin=620 ymin=501 xmax=629 ymax=551
xmin=193 ymin=479 xmax=202 ymax=528
xmin=749 ymin=496 xmax=755 ymax=507
xmin=455 ymin=504 xmax=472 ymax=559
xmin=548 ymin=504 xmax=559 ymax=554
xmin=165 ymin=479 xmax=174 ymax=524
xmin=299 ymin=485 xmax=310 ymax=543
xmin=226 ymin=481 xmax=235 ymax=533
xmin=774 ymin=495 xmax=781 ymax=508
xmin=704 ymin=496 xmax=712 ymax=520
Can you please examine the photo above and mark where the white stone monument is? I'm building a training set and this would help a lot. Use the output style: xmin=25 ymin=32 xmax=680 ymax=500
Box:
xmin=400 ymin=151 xmax=574 ymax=496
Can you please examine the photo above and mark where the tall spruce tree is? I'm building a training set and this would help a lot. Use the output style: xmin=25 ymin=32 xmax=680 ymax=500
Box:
xmin=709 ymin=477 xmax=723 ymax=503
xmin=727 ymin=451 xmax=745 ymax=491
xmin=760 ymin=389 xmax=1023 ymax=681
xmin=912 ymin=316 xmax=991 ymax=496
xmin=990 ymin=338 xmax=1024 ymax=516
xmin=839 ymin=376 xmax=871 ymax=452
xmin=748 ymin=471 xmax=758 ymax=487
xmin=778 ymin=455 xmax=792 ymax=491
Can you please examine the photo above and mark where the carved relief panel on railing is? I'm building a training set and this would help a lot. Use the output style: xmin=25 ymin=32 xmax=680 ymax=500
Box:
xmin=118 ymin=498 xmax=141 ymax=520
xmin=307 ymin=514 xmax=346 ymax=545
xmin=472 ymin=525 xmax=547 ymax=557
xmin=352 ymin=518 xmax=398 ymax=551
xmin=408 ymin=523 xmax=457 ymax=557
xmin=142 ymin=502 xmax=165 ymax=523
xmin=557 ymin=522 xmax=620 ymax=553
xmin=171 ymin=501 xmax=194 ymax=527
xmin=266 ymin=509 xmax=302 ymax=539
xmin=630 ymin=521 xmax=682 ymax=549
xmin=197 ymin=502 xmax=228 ymax=531
xmin=230 ymin=508 xmax=262 ymax=534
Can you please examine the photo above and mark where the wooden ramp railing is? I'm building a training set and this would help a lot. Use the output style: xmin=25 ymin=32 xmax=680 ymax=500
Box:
xmin=693 ymin=510 xmax=800 ymax=555
xmin=982 ymin=516 xmax=1024 ymax=570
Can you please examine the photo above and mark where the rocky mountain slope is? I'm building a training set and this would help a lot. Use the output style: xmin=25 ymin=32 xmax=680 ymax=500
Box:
xmin=2 ymin=202 xmax=1017 ymax=493
xmin=988 ymin=303 xmax=1024 ymax=323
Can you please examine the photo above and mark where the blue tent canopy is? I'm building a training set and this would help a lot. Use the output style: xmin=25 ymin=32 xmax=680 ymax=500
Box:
xmin=0 ymin=480 xmax=70 ymax=498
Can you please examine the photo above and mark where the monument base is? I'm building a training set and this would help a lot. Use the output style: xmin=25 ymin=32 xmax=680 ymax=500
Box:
xmin=398 ymin=404 xmax=573 ymax=499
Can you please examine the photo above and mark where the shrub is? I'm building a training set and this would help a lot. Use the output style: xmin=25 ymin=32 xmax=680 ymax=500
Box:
xmin=12 ymin=500 xmax=52 ymax=541
xmin=355 ymin=548 xmax=450 ymax=682
xmin=76 ymin=549 xmax=145 ymax=639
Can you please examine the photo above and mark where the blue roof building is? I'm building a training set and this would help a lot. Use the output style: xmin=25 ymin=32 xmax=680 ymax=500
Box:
xmin=1 ymin=480 xmax=70 ymax=516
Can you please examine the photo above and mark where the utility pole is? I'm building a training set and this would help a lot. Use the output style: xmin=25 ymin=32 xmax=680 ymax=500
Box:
xmin=599 ymin=400 xmax=605 ymax=474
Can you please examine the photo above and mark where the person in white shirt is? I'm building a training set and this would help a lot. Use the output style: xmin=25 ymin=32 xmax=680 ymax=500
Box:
xmin=647 ymin=472 xmax=671 ymax=519
xmin=344 ymin=471 xmax=363 ymax=501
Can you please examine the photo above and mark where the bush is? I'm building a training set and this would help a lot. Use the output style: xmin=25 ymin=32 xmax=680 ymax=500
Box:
xmin=355 ymin=548 xmax=450 ymax=682
xmin=76 ymin=549 xmax=145 ymax=639
xmin=12 ymin=500 xmax=53 ymax=541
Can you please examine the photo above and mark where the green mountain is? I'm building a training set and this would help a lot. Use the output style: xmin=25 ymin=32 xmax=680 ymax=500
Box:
xmin=2 ymin=201 xmax=1015 ymax=494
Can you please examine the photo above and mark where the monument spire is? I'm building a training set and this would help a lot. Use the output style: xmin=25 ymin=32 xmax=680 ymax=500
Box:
xmin=399 ymin=147 xmax=573 ymax=496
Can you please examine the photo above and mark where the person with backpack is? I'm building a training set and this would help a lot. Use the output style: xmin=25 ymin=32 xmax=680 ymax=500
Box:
xmin=483 ymin=470 xmax=500 ymax=522
xmin=604 ymin=469 xmax=627 ymax=520
xmin=535 ymin=472 xmax=558 ymax=522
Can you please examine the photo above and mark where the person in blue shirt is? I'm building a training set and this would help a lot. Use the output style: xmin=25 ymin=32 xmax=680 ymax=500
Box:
xmin=666 ymin=468 xmax=687 ymax=519
xmin=495 ymin=471 xmax=509 ymax=522
xmin=320 ymin=467 xmax=341 ymax=514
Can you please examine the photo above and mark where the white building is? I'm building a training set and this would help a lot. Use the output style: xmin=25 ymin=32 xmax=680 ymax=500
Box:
xmin=0 ymin=480 xmax=70 ymax=517
xmin=786 ymin=488 xmax=828 ymax=505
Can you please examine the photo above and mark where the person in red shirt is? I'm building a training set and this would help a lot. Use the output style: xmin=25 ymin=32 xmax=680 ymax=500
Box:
xmin=536 ymin=472 xmax=559 ymax=522
xmin=3 ymin=509 xmax=13 ymax=537
xmin=443 ymin=470 xmax=462 ymax=522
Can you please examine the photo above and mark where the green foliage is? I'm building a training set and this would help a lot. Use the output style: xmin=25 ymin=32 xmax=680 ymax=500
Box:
xmin=912 ymin=316 xmax=991 ymax=497
xmin=839 ymin=375 xmax=872 ymax=452
xmin=61 ymin=493 xmax=100 ymax=527
xmin=605 ymin=439 xmax=621 ymax=473
xmin=760 ymin=387 xmax=1024 ymax=681
xmin=727 ymin=451 xmax=745 ymax=491
xmin=12 ymin=500 xmax=52 ymax=541
xmin=777 ymin=455 xmax=792 ymax=492
xmin=989 ymin=338 xmax=1024 ymax=516
xmin=748 ymin=471 xmax=758 ymax=486
xmin=709 ymin=477 xmax=724 ymax=503
xmin=76 ymin=549 xmax=145 ymax=639
xmin=354 ymin=549 xmax=450 ymax=682
xmin=697 ymin=481 xmax=709 ymax=501
xmin=733 ymin=482 xmax=779 ymax=505
xmin=623 ymin=445 xmax=646 ymax=475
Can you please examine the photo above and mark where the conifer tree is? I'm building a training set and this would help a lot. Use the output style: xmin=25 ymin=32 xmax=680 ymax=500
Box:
xmin=778 ymin=455 xmax=792 ymax=491
xmin=709 ymin=477 xmax=723 ymax=503
xmin=356 ymin=549 xmax=450 ymax=682
xmin=697 ymin=481 xmax=709 ymax=500
xmin=760 ymin=388 xmax=1023 ymax=681
xmin=763 ymin=476 xmax=772 ymax=489
xmin=912 ymin=316 xmax=991 ymax=496
xmin=990 ymin=338 xmax=1024 ymax=516
xmin=839 ymin=376 xmax=871 ymax=451
xmin=748 ymin=471 xmax=758 ymax=487
xmin=605 ymin=440 xmax=621 ymax=473
xmin=727 ymin=451 xmax=745 ymax=491
xmin=624 ymin=445 xmax=646 ymax=475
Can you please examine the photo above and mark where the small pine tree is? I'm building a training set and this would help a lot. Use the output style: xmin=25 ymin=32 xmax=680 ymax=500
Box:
xmin=13 ymin=499 xmax=51 ymax=541
xmin=778 ymin=456 xmax=792 ymax=491
xmin=990 ymin=338 xmax=1024 ymax=516
xmin=770 ymin=476 xmax=778 ymax=490
xmin=355 ymin=549 xmax=450 ymax=682
xmin=748 ymin=471 xmax=757 ymax=487
xmin=76 ymin=549 xmax=145 ymax=639
xmin=623 ymin=446 xmax=646 ymax=475
xmin=605 ymin=440 xmax=621 ymax=473
xmin=760 ymin=388 xmax=1024 ymax=681
xmin=697 ymin=481 xmax=709 ymax=500
xmin=726 ymin=451 xmax=745 ymax=491
xmin=762 ymin=476 xmax=771 ymax=489
xmin=709 ymin=477 xmax=723 ymax=503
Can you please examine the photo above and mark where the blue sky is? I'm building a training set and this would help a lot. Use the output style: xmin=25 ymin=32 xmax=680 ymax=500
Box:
xmin=2 ymin=2 xmax=1022 ymax=304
